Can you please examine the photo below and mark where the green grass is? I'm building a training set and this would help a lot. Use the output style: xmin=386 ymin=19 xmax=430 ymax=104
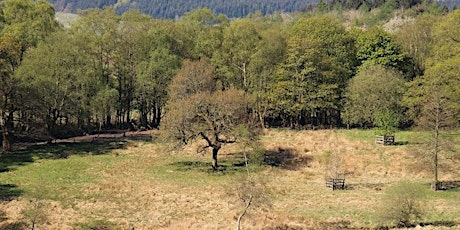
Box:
xmin=0 ymin=141 xmax=263 ymax=201
xmin=0 ymin=130 xmax=459 ymax=229
xmin=337 ymin=128 xmax=432 ymax=146
xmin=0 ymin=141 xmax=131 ymax=203
xmin=337 ymin=128 xmax=376 ymax=143
xmin=1 ymin=154 xmax=121 ymax=202
xmin=74 ymin=219 xmax=121 ymax=230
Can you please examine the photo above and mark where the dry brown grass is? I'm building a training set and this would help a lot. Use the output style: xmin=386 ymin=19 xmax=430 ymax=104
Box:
xmin=0 ymin=129 xmax=459 ymax=229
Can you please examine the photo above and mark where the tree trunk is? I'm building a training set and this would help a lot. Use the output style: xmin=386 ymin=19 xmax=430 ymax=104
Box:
xmin=236 ymin=194 xmax=253 ymax=230
xmin=154 ymin=103 xmax=161 ymax=128
xmin=105 ymin=109 xmax=112 ymax=128
xmin=212 ymin=146 xmax=220 ymax=171
xmin=2 ymin=130 xmax=11 ymax=152
xmin=140 ymin=104 xmax=148 ymax=128
xmin=432 ymin=106 xmax=440 ymax=191
xmin=2 ymin=112 xmax=14 ymax=152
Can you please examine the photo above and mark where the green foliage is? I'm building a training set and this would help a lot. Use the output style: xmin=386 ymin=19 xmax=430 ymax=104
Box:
xmin=374 ymin=109 xmax=400 ymax=135
xmin=0 ymin=0 xmax=58 ymax=49
xmin=161 ymin=59 xmax=255 ymax=169
xmin=270 ymin=15 xmax=357 ymax=127
xmin=0 ymin=0 xmax=59 ymax=151
xmin=49 ymin=0 xmax=318 ymax=19
xmin=2 ymin=0 xmax=460 ymax=145
xmin=354 ymin=27 xmax=409 ymax=73
xmin=395 ymin=14 xmax=440 ymax=77
xmin=428 ymin=9 xmax=460 ymax=65
xmin=404 ymin=10 xmax=460 ymax=126
xmin=135 ymin=27 xmax=181 ymax=127
xmin=174 ymin=9 xmax=225 ymax=60
xmin=22 ymin=198 xmax=48 ymax=230
xmin=343 ymin=64 xmax=406 ymax=127
xmin=17 ymin=30 xmax=94 ymax=137
xmin=378 ymin=181 xmax=425 ymax=227
xmin=213 ymin=18 xmax=262 ymax=90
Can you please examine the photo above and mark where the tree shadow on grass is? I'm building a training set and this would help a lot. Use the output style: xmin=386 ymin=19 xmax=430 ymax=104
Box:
xmin=394 ymin=141 xmax=409 ymax=146
xmin=0 ymin=184 xmax=23 ymax=201
xmin=170 ymin=161 xmax=210 ymax=172
xmin=345 ymin=182 xmax=387 ymax=191
xmin=263 ymin=147 xmax=312 ymax=170
xmin=22 ymin=141 xmax=124 ymax=159
xmin=1 ymin=137 xmax=134 ymax=174
xmin=440 ymin=181 xmax=460 ymax=190
xmin=170 ymin=148 xmax=312 ymax=174
xmin=170 ymin=159 xmax=249 ymax=175
xmin=0 ymin=221 xmax=27 ymax=230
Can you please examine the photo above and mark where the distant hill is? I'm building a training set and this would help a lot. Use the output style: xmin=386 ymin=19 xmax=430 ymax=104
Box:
xmin=47 ymin=0 xmax=459 ymax=19
xmin=48 ymin=0 xmax=314 ymax=18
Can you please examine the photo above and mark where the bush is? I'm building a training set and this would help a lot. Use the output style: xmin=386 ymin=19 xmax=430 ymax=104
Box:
xmin=247 ymin=145 xmax=266 ymax=165
xmin=374 ymin=109 xmax=400 ymax=136
xmin=378 ymin=181 xmax=425 ymax=228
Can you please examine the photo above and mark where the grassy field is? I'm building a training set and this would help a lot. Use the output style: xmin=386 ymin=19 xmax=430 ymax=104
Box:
xmin=0 ymin=129 xmax=459 ymax=229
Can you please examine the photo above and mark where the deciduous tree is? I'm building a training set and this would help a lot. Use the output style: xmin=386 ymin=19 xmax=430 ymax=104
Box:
xmin=343 ymin=64 xmax=406 ymax=128
xmin=405 ymin=60 xmax=459 ymax=190
xmin=395 ymin=14 xmax=439 ymax=78
xmin=71 ymin=7 xmax=119 ymax=127
xmin=0 ymin=0 xmax=58 ymax=151
xmin=16 ymin=31 xmax=93 ymax=139
xmin=213 ymin=18 xmax=262 ymax=90
xmin=135 ymin=27 xmax=181 ymax=128
xmin=354 ymin=27 xmax=409 ymax=75
xmin=270 ymin=16 xmax=356 ymax=127
xmin=161 ymin=59 xmax=254 ymax=170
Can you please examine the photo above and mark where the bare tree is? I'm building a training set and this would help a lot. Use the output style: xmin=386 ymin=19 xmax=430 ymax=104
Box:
xmin=416 ymin=89 xmax=457 ymax=190
xmin=231 ymin=127 xmax=270 ymax=230
xmin=161 ymin=59 xmax=255 ymax=170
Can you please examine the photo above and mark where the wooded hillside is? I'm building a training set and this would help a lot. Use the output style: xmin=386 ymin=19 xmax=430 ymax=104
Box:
xmin=1 ymin=0 xmax=459 ymax=152
xmin=47 ymin=0 xmax=460 ymax=18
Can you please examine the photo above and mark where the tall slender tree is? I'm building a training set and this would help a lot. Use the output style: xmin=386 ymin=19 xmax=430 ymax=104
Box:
xmin=71 ymin=7 xmax=119 ymax=127
xmin=404 ymin=11 xmax=460 ymax=189
xmin=16 ymin=31 xmax=93 ymax=139
xmin=270 ymin=16 xmax=357 ymax=127
xmin=135 ymin=27 xmax=181 ymax=128
xmin=0 ymin=0 xmax=58 ymax=151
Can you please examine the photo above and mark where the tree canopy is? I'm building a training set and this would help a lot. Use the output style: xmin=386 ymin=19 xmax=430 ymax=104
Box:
xmin=1 ymin=2 xmax=460 ymax=152
xmin=161 ymin=59 xmax=253 ymax=170
xmin=343 ymin=65 xmax=406 ymax=128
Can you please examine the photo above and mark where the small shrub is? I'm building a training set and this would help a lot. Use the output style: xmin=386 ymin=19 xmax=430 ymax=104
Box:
xmin=378 ymin=181 xmax=425 ymax=228
xmin=374 ymin=109 xmax=400 ymax=136
xmin=247 ymin=145 xmax=266 ymax=166
xmin=22 ymin=198 xmax=48 ymax=230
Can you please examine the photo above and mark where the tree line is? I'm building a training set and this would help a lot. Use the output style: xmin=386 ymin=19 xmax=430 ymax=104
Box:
xmin=47 ymin=0 xmax=459 ymax=19
xmin=0 ymin=0 xmax=459 ymax=152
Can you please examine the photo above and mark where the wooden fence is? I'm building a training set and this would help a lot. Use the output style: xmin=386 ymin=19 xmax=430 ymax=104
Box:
xmin=325 ymin=178 xmax=345 ymax=190
xmin=375 ymin=135 xmax=395 ymax=145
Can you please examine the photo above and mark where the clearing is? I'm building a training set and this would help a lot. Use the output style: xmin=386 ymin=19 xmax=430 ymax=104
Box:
xmin=0 ymin=129 xmax=459 ymax=229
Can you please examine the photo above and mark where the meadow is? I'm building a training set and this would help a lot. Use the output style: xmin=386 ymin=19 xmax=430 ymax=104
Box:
xmin=0 ymin=129 xmax=459 ymax=229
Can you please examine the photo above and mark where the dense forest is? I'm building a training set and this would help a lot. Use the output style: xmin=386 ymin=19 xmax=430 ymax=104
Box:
xmin=48 ymin=0 xmax=460 ymax=18
xmin=0 ymin=0 xmax=459 ymax=152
